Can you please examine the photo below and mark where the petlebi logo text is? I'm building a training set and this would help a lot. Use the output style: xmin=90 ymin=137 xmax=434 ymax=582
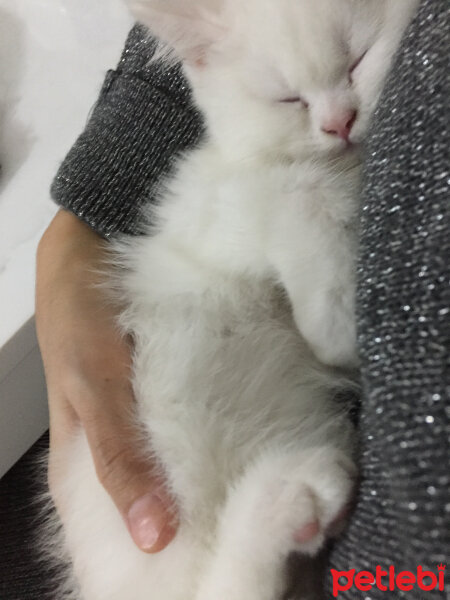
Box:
xmin=331 ymin=564 xmax=446 ymax=597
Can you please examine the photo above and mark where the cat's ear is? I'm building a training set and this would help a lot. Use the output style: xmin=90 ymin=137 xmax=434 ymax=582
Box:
xmin=125 ymin=0 xmax=224 ymax=64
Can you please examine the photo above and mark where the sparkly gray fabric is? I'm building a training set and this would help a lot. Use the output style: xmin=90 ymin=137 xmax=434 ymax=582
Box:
xmin=328 ymin=0 xmax=450 ymax=597
xmin=51 ymin=26 xmax=204 ymax=236
xmin=51 ymin=1 xmax=449 ymax=598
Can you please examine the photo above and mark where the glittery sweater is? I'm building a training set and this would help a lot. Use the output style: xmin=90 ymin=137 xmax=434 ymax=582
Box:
xmin=51 ymin=0 xmax=449 ymax=597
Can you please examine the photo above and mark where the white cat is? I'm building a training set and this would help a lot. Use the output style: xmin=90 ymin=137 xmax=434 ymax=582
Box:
xmin=48 ymin=1 xmax=418 ymax=599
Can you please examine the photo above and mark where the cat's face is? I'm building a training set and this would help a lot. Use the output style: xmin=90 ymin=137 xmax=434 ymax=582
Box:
xmin=127 ymin=0 xmax=418 ymax=163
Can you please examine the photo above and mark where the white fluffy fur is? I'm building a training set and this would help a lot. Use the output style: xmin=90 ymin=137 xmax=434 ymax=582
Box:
xmin=48 ymin=1 xmax=418 ymax=599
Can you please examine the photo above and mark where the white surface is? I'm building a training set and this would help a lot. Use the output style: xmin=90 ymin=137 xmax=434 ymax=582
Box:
xmin=0 ymin=0 xmax=132 ymax=346
xmin=0 ymin=0 xmax=132 ymax=473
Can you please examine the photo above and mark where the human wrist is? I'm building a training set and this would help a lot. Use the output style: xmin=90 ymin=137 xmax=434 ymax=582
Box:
xmin=37 ymin=210 xmax=110 ymax=291
xmin=39 ymin=209 xmax=104 ymax=261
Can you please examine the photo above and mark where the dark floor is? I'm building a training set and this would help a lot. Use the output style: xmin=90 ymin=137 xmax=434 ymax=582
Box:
xmin=0 ymin=432 xmax=56 ymax=600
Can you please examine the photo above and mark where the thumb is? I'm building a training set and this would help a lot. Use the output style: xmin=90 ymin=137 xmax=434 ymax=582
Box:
xmin=82 ymin=403 xmax=178 ymax=553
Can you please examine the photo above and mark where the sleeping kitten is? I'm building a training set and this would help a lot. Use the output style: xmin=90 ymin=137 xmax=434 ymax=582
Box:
xmin=48 ymin=1 xmax=418 ymax=599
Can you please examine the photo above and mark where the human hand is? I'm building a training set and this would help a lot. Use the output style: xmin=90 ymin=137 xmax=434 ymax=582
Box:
xmin=36 ymin=209 xmax=178 ymax=553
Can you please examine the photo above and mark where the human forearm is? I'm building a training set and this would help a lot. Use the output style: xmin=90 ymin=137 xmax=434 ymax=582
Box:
xmin=36 ymin=209 xmax=178 ymax=553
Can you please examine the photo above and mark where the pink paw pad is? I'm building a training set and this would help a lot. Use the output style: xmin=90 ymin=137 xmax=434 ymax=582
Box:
xmin=292 ymin=520 xmax=320 ymax=543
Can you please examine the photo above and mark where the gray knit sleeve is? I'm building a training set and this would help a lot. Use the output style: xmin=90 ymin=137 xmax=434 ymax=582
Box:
xmin=51 ymin=25 xmax=205 ymax=237
xmin=327 ymin=0 xmax=449 ymax=592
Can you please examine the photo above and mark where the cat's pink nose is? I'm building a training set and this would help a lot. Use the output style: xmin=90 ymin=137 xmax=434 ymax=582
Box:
xmin=321 ymin=109 xmax=357 ymax=142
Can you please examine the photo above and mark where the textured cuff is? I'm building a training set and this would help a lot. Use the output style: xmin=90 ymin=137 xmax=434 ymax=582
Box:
xmin=51 ymin=26 xmax=205 ymax=237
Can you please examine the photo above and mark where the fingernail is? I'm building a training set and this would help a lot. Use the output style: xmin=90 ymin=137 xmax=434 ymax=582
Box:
xmin=127 ymin=493 xmax=167 ymax=551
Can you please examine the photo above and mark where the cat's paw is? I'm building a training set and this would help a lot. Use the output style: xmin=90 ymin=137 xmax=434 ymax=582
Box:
xmin=292 ymin=287 xmax=358 ymax=369
xmin=262 ymin=449 xmax=356 ymax=556
xmin=292 ymin=452 xmax=356 ymax=555
xmin=302 ymin=312 xmax=358 ymax=369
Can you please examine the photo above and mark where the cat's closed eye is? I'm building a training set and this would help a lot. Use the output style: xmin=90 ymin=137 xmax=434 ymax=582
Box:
xmin=279 ymin=95 xmax=309 ymax=108
xmin=348 ymin=51 xmax=368 ymax=82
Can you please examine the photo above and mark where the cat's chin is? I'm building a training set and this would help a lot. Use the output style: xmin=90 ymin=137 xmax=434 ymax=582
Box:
xmin=327 ymin=141 xmax=361 ymax=163
xmin=297 ymin=144 xmax=361 ymax=170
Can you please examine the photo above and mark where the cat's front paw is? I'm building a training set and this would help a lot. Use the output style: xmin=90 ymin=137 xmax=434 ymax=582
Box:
xmin=292 ymin=285 xmax=358 ymax=369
